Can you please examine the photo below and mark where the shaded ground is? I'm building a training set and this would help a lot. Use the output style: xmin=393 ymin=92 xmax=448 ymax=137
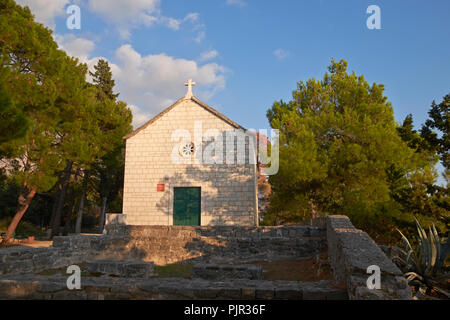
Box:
xmin=238 ymin=251 xmax=338 ymax=281
xmin=153 ymin=264 xmax=193 ymax=279
xmin=247 ymin=259 xmax=332 ymax=282
xmin=0 ymin=240 xmax=52 ymax=249
xmin=17 ymin=240 xmax=53 ymax=248
xmin=38 ymin=263 xmax=195 ymax=279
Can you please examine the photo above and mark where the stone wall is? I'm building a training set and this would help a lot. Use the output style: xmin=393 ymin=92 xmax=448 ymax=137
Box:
xmin=0 ymin=235 xmax=99 ymax=275
xmin=102 ymin=224 xmax=326 ymax=265
xmin=0 ymin=225 xmax=326 ymax=274
xmin=325 ymin=216 xmax=411 ymax=300
xmin=0 ymin=275 xmax=348 ymax=300
xmin=123 ymin=97 xmax=258 ymax=226
xmin=0 ymin=216 xmax=412 ymax=300
xmin=192 ymin=264 xmax=263 ymax=281
xmin=86 ymin=260 xmax=155 ymax=278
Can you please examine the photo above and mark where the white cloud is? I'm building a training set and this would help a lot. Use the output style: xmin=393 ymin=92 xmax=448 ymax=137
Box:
xmin=194 ymin=31 xmax=206 ymax=43
xmin=53 ymin=34 xmax=122 ymax=85
xmin=77 ymin=45 xmax=227 ymax=128
xmin=88 ymin=0 xmax=159 ymax=38
xmin=88 ymin=0 xmax=159 ymax=25
xmin=128 ymin=104 xmax=152 ymax=128
xmin=87 ymin=0 xmax=200 ymax=38
xmin=113 ymin=44 xmax=226 ymax=111
xmin=15 ymin=0 xmax=69 ymax=28
xmin=184 ymin=13 xmax=200 ymax=23
xmin=54 ymin=34 xmax=95 ymax=63
xmin=273 ymin=48 xmax=290 ymax=60
xmin=199 ymin=50 xmax=219 ymax=62
xmin=53 ymin=37 xmax=226 ymax=128
xmin=226 ymin=0 xmax=246 ymax=7
xmin=160 ymin=13 xmax=201 ymax=31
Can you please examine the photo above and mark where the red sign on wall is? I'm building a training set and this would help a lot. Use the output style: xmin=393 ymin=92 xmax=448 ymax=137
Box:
xmin=157 ymin=184 xmax=165 ymax=192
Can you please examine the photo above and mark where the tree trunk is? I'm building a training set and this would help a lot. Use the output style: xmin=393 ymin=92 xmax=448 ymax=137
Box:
xmin=48 ymin=186 xmax=61 ymax=234
xmin=63 ymin=189 xmax=76 ymax=236
xmin=75 ymin=191 xmax=85 ymax=234
xmin=99 ymin=196 xmax=107 ymax=234
xmin=75 ymin=171 xmax=88 ymax=234
xmin=51 ymin=161 xmax=73 ymax=237
xmin=3 ymin=187 xmax=37 ymax=243
xmin=310 ymin=200 xmax=318 ymax=219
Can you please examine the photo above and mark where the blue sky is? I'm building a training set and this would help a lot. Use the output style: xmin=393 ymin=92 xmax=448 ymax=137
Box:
xmin=17 ymin=1 xmax=449 ymax=136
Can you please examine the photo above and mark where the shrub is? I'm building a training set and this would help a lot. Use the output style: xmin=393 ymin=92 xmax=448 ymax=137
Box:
xmin=393 ymin=217 xmax=450 ymax=299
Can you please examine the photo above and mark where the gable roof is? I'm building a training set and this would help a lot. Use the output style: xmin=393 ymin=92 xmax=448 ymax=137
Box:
xmin=124 ymin=96 xmax=245 ymax=140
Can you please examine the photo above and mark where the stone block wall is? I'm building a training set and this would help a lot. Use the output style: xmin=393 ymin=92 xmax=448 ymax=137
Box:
xmin=102 ymin=224 xmax=326 ymax=265
xmin=0 ymin=276 xmax=348 ymax=300
xmin=86 ymin=260 xmax=154 ymax=278
xmin=192 ymin=264 xmax=263 ymax=280
xmin=0 ymin=235 xmax=103 ymax=275
xmin=0 ymin=225 xmax=326 ymax=274
xmin=0 ymin=216 xmax=412 ymax=300
xmin=325 ymin=215 xmax=411 ymax=300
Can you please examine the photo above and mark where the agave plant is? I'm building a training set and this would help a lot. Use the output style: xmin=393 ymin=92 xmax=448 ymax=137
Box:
xmin=393 ymin=217 xmax=450 ymax=298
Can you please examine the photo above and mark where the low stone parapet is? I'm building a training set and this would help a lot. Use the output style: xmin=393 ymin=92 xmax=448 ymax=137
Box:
xmin=326 ymin=215 xmax=411 ymax=300
xmin=0 ymin=225 xmax=326 ymax=275
xmin=105 ymin=214 xmax=127 ymax=228
xmin=0 ymin=275 xmax=348 ymax=300
xmin=101 ymin=225 xmax=326 ymax=264
xmin=192 ymin=264 xmax=263 ymax=280
xmin=0 ymin=242 xmax=93 ymax=275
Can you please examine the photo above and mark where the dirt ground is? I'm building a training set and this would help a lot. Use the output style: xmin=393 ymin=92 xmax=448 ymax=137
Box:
xmin=0 ymin=240 xmax=53 ymax=249
xmin=238 ymin=251 xmax=346 ymax=289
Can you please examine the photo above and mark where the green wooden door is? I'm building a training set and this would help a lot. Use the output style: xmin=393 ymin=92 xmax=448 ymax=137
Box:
xmin=173 ymin=187 xmax=201 ymax=226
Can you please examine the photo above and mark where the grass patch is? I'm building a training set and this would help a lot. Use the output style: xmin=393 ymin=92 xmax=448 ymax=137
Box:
xmin=238 ymin=251 xmax=338 ymax=283
xmin=153 ymin=264 xmax=193 ymax=279
xmin=0 ymin=218 xmax=46 ymax=238
xmin=38 ymin=268 xmax=65 ymax=276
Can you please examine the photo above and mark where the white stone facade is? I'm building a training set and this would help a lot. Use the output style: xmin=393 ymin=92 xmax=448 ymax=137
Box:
xmin=122 ymin=97 xmax=258 ymax=226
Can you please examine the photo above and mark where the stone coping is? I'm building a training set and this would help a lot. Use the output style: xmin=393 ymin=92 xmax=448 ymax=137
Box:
xmin=86 ymin=260 xmax=155 ymax=279
xmin=0 ymin=274 xmax=348 ymax=300
xmin=326 ymin=215 xmax=411 ymax=300
xmin=192 ymin=263 xmax=263 ymax=280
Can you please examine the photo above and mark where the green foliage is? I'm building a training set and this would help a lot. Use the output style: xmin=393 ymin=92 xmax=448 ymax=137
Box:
xmin=88 ymin=59 xmax=132 ymax=210
xmin=391 ymin=113 xmax=448 ymax=239
xmin=0 ymin=80 xmax=29 ymax=146
xmin=0 ymin=0 xmax=133 ymax=239
xmin=393 ymin=217 xmax=450 ymax=298
xmin=89 ymin=58 xmax=119 ymax=101
xmin=420 ymin=94 xmax=449 ymax=172
xmin=0 ymin=217 xmax=43 ymax=237
xmin=0 ymin=172 xmax=19 ymax=218
xmin=264 ymin=59 xmax=436 ymax=242
xmin=0 ymin=0 xmax=83 ymax=192
xmin=153 ymin=264 xmax=193 ymax=279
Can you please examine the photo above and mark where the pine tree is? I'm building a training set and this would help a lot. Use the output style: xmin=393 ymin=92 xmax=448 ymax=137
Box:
xmin=89 ymin=59 xmax=132 ymax=232
xmin=264 ymin=59 xmax=436 ymax=241
xmin=0 ymin=0 xmax=96 ymax=242
xmin=89 ymin=59 xmax=119 ymax=101
xmin=420 ymin=94 xmax=449 ymax=173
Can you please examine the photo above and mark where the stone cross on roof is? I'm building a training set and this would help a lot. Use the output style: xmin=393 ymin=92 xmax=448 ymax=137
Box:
xmin=184 ymin=78 xmax=196 ymax=99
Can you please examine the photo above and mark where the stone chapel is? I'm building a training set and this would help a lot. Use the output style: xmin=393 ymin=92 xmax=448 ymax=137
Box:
xmin=121 ymin=80 xmax=258 ymax=227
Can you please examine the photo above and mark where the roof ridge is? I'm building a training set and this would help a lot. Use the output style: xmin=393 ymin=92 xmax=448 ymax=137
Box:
xmin=124 ymin=97 xmax=245 ymax=140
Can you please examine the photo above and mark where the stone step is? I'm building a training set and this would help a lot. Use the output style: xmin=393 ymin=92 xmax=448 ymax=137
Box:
xmin=0 ymin=274 xmax=348 ymax=300
xmin=86 ymin=260 xmax=154 ymax=278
